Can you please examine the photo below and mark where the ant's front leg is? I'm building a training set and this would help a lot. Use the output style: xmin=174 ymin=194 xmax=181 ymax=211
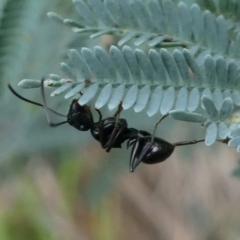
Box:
xmin=94 ymin=108 xmax=107 ymax=148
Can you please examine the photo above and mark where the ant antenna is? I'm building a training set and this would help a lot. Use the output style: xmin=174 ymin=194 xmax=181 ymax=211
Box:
xmin=151 ymin=113 xmax=169 ymax=142
xmin=8 ymin=83 xmax=66 ymax=118
xmin=40 ymin=78 xmax=68 ymax=127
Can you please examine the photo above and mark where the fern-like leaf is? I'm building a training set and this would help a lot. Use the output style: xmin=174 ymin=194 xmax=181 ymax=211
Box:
xmin=19 ymin=46 xmax=240 ymax=118
xmin=47 ymin=0 xmax=240 ymax=65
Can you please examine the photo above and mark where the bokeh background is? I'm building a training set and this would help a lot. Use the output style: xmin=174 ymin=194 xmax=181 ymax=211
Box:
xmin=1 ymin=0 xmax=240 ymax=239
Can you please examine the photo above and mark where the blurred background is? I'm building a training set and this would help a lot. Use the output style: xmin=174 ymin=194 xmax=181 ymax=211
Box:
xmin=1 ymin=0 xmax=240 ymax=239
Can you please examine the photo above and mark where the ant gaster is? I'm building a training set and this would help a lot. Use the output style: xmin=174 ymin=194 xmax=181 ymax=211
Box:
xmin=127 ymin=114 xmax=205 ymax=172
xmin=8 ymin=78 xmax=133 ymax=152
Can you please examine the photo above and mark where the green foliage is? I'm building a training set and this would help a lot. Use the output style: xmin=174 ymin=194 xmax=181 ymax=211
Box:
xmin=17 ymin=0 xmax=240 ymax=154
xmin=2 ymin=1 xmax=240 ymax=239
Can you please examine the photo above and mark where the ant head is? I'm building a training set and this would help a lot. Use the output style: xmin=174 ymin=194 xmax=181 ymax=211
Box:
xmin=67 ymin=100 xmax=93 ymax=131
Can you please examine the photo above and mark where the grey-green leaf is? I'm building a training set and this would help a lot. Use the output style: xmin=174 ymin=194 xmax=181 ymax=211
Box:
xmin=87 ymin=0 xmax=113 ymax=26
xmin=219 ymin=98 xmax=233 ymax=121
xmin=227 ymin=61 xmax=238 ymax=88
xmin=161 ymin=49 xmax=179 ymax=84
xmin=232 ymin=90 xmax=240 ymax=106
xmin=48 ymin=74 xmax=61 ymax=81
xmin=163 ymin=0 xmax=179 ymax=35
xmin=95 ymin=84 xmax=112 ymax=109
xmin=218 ymin=122 xmax=228 ymax=139
xmin=173 ymin=49 xmax=191 ymax=85
xmin=187 ymin=88 xmax=200 ymax=112
xmin=104 ymin=0 xmax=123 ymax=27
xmin=148 ymin=0 xmax=165 ymax=32
xmin=108 ymin=84 xmax=125 ymax=110
xmin=204 ymin=55 xmax=215 ymax=87
xmin=205 ymin=122 xmax=217 ymax=146
xmin=64 ymin=83 xmax=86 ymax=99
xmin=135 ymin=49 xmax=155 ymax=81
xmin=68 ymin=49 xmax=91 ymax=79
xmin=216 ymin=56 xmax=227 ymax=87
xmin=202 ymin=96 xmax=218 ymax=121
xmin=122 ymin=85 xmax=138 ymax=110
xmin=183 ymin=49 xmax=203 ymax=85
xmin=118 ymin=32 xmax=138 ymax=46
xmin=79 ymin=83 xmax=99 ymax=105
xmin=95 ymin=46 xmax=116 ymax=80
xmin=50 ymin=83 xmax=73 ymax=97
xmin=81 ymin=48 xmax=105 ymax=79
xmin=134 ymin=33 xmax=153 ymax=46
xmin=109 ymin=46 xmax=129 ymax=82
xmin=216 ymin=15 xmax=228 ymax=54
xmin=134 ymin=85 xmax=151 ymax=112
xmin=18 ymin=79 xmax=40 ymax=88
xmin=123 ymin=46 xmax=141 ymax=82
xmin=170 ymin=110 xmax=205 ymax=122
xmin=146 ymin=86 xmax=163 ymax=117
xmin=59 ymin=62 xmax=76 ymax=80
xmin=47 ymin=12 xmax=64 ymax=24
xmin=73 ymin=0 xmax=96 ymax=26
xmin=160 ymin=87 xmax=175 ymax=115
xmin=149 ymin=49 xmax=167 ymax=84
xmin=229 ymin=127 xmax=240 ymax=138
xmin=212 ymin=89 xmax=223 ymax=111
xmin=132 ymin=0 xmax=152 ymax=30
xmin=204 ymin=10 xmax=217 ymax=51
xmin=178 ymin=2 xmax=191 ymax=40
xmin=190 ymin=4 xmax=204 ymax=44
xmin=228 ymin=136 xmax=240 ymax=148
xmin=175 ymin=87 xmax=188 ymax=111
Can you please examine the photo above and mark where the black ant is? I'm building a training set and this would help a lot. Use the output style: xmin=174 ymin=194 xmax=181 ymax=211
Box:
xmin=8 ymin=78 xmax=133 ymax=152
xmin=127 ymin=114 xmax=206 ymax=172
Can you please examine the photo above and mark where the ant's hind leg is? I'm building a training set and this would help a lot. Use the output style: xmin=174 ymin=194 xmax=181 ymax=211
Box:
xmin=173 ymin=139 xmax=205 ymax=147
xmin=151 ymin=113 xmax=169 ymax=142
xmin=95 ymin=108 xmax=102 ymax=123
xmin=173 ymin=138 xmax=228 ymax=147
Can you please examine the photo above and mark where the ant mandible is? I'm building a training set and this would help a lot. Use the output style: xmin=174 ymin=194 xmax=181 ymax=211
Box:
xmin=8 ymin=78 xmax=134 ymax=152
xmin=127 ymin=114 xmax=206 ymax=172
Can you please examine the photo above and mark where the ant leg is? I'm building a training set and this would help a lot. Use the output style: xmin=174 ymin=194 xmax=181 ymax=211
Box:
xmin=130 ymin=124 xmax=168 ymax=172
xmin=151 ymin=114 xmax=169 ymax=142
xmin=105 ymin=125 xmax=127 ymax=152
xmin=95 ymin=108 xmax=102 ymax=123
xmin=129 ymin=138 xmax=140 ymax=172
xmin=95 ymin=108 xmax=106 ymax=147
xmin=130 ymin=140 xmax=153 ymax=172
xmin=113 ymin=101 xmax=123 ymax=118
xmin=173 ymin=139 xmax=205 ymax=147
xmin=174 ymin=138 xmax=228 ymax=147
xmin=139 ymin=130 xmax=151 ymax=136
xmin=104 ymin=102 xmax=124 ymax=151
xmin=40 ymin=78 xmax=68 ymax=127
